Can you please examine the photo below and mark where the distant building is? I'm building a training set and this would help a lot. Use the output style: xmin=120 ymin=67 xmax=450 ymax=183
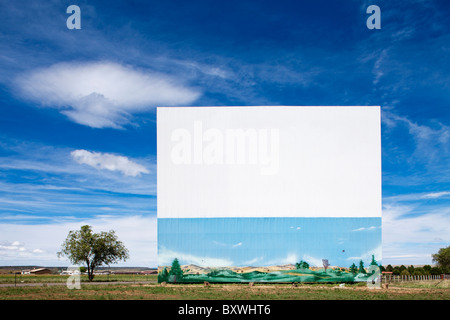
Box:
xmin=141 ymin=270 xmax=158 ymax=275
xmin=29 ymin=268 xmax=52 ymax=275
xmin=60 ymin=269 xmax=81 ymax=275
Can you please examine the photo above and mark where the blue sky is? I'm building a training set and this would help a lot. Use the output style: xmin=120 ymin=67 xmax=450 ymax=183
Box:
xmin=0 ymin=0 xmax=449 ymax=267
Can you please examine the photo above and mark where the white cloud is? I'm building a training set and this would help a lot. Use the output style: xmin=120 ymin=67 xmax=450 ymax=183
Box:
xmin=347 ymin=245 xmax=382 ymax=263
xmin=301 ymin=254 xmax=324 ymax=267
xmin=352 ymin=226 xmax=378 ymax=232
xmin=243 ymin=256 xmax=264 ymax=266
xmin=212 ymin=240 xmax=243 ymax=248
xmin=382 ymin=110 xmax=450 ymax=165
xmin=422 ymin=191 xmax=450 ymax=199
xmin=383 ymin=206 xmax=449 ymax=245
xmin=71 ymin=149 xmax=149 ymax=177
xmin=266 ymin=253 xmax=299 ymax=266
xmin=0 ymin=215 xmax=157 ymax=267
xmin=382 ymin=202 xmax=449 ymax=264
xmin=15 ymin=61 xmax=201 ymax=128
xmin=0 ymin=241 xmax=26 ymax=251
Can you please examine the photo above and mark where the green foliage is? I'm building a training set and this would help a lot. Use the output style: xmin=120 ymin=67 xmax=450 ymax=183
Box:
xmin=79 ymin=266 xmax=87 ymax=273
xmin=432 ymin=246 xmax=450 ymax=273
xmin=414 ymin=267 xmax=425 ymax=276
xmin=431 ymin=266 xmax=442 ymax=275
xmin=169 ymin=258 xmax=184 ymax=281
xmin=158 ymin=267 xmax=169 ymax=282
xmin=349 ymin=263 xmax=358 ymax=274
xmin=207 ymin=269 xmax=220 ymax=277
xmin=358 ymin=260 xmax=366 ymax=274
xmin=400 ymin=270 xmax=410 ymax=276
xmin=295 ymin=260 xmax=310 ymax=269
xmin=392 ymin=267 xmax=400 ymax=276
xmin=370 ymin=255 xmax=378 ymax=266
xmin=57 ymin=225 xmax=129 ymax=281
xmin=408 ymin=265 xmax=415 ymax=275
xmin=386 ymin=264 xmax=393 ymax=272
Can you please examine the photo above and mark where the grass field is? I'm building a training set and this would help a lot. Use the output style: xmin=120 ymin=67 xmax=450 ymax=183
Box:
xmin=0 ymin=274 xmax=157 ymax=284
xmin=0 ymin=278 xmax=448 ymax=300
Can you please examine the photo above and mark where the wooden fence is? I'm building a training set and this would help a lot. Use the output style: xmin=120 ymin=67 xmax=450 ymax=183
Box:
xmin=381 ymin=274 xmax=448 ymax=282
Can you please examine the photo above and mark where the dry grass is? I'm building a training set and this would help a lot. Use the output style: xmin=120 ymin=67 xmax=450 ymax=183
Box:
xmin=0 ymin=280 xmax=448 ymax=300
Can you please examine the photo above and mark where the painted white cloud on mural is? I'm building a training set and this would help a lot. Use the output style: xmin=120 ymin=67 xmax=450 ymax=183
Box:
xmin=158 ymin=246 xmax=233 ymax=267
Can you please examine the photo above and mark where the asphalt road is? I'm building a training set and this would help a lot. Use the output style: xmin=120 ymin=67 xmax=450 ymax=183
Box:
xmin=0 ymin=281 xmax=157 ymax=287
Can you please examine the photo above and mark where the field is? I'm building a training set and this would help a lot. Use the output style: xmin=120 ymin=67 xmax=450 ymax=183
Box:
xmin=0 ymin=275 xmax=448 ymax=300
xmin=0 ymin=273 xmax=157 ymax=285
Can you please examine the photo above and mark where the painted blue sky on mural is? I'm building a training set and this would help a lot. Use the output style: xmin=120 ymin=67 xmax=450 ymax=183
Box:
xmin=159 ymin=218 xmax=381 ymax=268
xmin=0 ymin=0 xmax=449 ymax=266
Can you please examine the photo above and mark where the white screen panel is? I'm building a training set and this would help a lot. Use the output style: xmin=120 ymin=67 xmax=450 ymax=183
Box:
xmin=157 ymin=106 xmax=381 ymax=218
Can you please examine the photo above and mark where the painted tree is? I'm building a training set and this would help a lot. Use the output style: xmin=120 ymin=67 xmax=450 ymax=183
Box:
xmin=349 ymin=263 xmax=358 ymax=274
xmin=358 ymin=260 xmax=366 ymax=274
xmin=158 ymin=267 xmax=169 ymax=282
xmin=370 ymin=254 xmax=378 ymax=266
xmin=322 ymin=259 xmax=330 ymax=272
xmin=169 ymin=258 xmax=184 ymax=282
xmin=57 ymin=225 xmax=129 ymax=281
xmin=295 ymin=260 xmax=310 ymax=269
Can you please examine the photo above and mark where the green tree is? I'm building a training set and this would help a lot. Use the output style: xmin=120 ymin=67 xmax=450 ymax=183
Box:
xmin=431 ymin=266 xmax=442 ymax=275
xmin=370 ymin=255 xmax=378 ymax=266
xmin=432 ymin=246 xmax=450 ymax=273
xmin=169 ymin=258 xmax=184 ymax=282
xmin=158 ymin=267 xmax=169 ymax=282
xmin=400 ymin=269 xmax=410 ymax=276
xmin=57 ymin=225 xmax=129 ymax=281
xmin=295 ymin=260 xmax=310 ymax=269
xmin=358 ymin=260 xmax=366 ymax=274
xmin=407 ymin=265 xmax=415 ymax=275
xmin=414 ymin=267 xmax=424 ymax=276
xmin=423 ymin=265 xmax=432 ymax=274
xmin=399 ymin=265 xmax=407 ymax=273
xmin=392 ymin=266 xmax=400 ymax=276
xmin=349 ymin=263 xmax=358 ymax=274
xmin=386 ymin=264 xmax=393 ymax=272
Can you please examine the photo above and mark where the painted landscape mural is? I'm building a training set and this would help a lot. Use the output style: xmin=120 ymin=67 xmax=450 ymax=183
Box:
xmin=158 ymin=217 xmax=382 ymax=283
